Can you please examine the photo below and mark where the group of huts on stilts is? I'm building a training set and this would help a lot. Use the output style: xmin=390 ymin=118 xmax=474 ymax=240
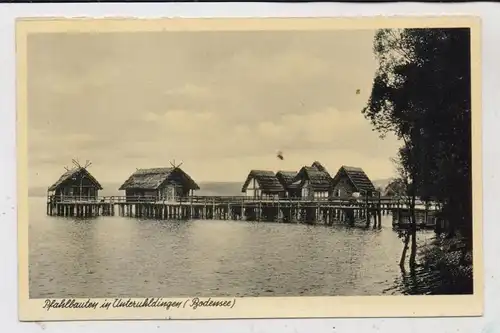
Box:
xmin=45 ymin=160 xmax=436 ymax=228
xmin=241 ymin=161 xmax=376 ymax=200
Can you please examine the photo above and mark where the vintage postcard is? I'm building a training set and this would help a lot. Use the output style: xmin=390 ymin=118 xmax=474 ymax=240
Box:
xmin=17 ymin=16 xmax=483 ymax=321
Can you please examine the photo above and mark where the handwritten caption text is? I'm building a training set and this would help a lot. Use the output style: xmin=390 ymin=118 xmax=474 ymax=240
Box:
xmin=42 ymin=297 xmax=236 ymax=311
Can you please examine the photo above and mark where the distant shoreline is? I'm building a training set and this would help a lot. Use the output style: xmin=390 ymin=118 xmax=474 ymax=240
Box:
xmin=29 ymin=179 xmax=392 ymax=198
xmin=28 ymin=181 xmax=246 ymax=198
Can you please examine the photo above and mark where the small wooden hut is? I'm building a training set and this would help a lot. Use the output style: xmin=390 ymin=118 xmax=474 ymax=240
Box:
xmin=330 ymin=165 xmax=376 ymax=198
xmin=241 ymin=170 xmax=285 ymax=199
xmin=119 ymin=167 xmax=200 ymax=202
xmin=384 ymin=178 xmax=405 ymax=197
xmin=47 ymin=166 xmax=103 ymax=202
xmin=292 ymin=162 xmax=332 ymax=199
xmin=275 ymin=171 xmax=301 ymax=198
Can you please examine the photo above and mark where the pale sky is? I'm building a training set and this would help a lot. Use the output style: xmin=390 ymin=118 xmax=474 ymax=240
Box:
xmin=27 ymin=30 xmax=401 ymax=188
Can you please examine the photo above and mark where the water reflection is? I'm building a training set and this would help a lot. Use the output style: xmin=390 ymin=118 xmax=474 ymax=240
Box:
xmin=384 ymin=237 xmax=473 ymax=296
xmin=29 ymin=197 xmax=446 ymax=298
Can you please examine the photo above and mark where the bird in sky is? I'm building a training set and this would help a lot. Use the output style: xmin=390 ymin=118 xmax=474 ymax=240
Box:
xmin=276 ymin=151 xmax=284 ymax=160
xmin=356 ymin=89 xmax=361 ymax=95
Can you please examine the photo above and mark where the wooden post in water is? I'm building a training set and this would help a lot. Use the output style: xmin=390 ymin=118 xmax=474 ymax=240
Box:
xmin=377 ymin=192 xmax=382 ymax=228
xmin=315 ymin=201 xmax=320 ymax=224
xmin=257 ymin=200 xmax=262 ymax=222
xmin=277 ymin=198 xmax=281 ymax=223
xmin=364 ymin=193 xmax=370 ymax=228
xmin=240 ymin=198 xmax=244 ymax=220
xmin=190 ymin=194 xmax=194 ymax=220
xmin=212 ymin=198 xmax=216 ymax=220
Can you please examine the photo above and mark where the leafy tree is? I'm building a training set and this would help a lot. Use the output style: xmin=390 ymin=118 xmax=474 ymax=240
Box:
xmin=363 ymin=28 xmax=473 ymax=266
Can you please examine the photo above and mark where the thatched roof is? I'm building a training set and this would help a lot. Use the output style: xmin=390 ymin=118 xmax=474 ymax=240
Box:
xmin=276 ymin=171 xmax=297 ymax=189
xmin=331 ymin=165 xmax=376 ymax=193
xmin=311 ymin=161 xmax=328 ymax=173
xmin=119 ymin=167 xmax=200 ymax=191
xmin=241 ymin=170 xmax=284 ymax=193
xmin=292 ymin=166 xmax=332 ymax=191
xmin=384 ymin=178 xmax=405 ymax=196
xmin=48 ymin=167 xmax=103 ymax=191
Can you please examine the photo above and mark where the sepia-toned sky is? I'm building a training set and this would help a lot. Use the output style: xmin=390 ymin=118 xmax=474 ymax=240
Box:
xmin=27 ymin=30 xmax=401 ymax=188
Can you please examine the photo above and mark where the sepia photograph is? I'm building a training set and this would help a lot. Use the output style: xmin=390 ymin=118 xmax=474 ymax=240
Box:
xmin=16 ymin=17 xmax=482 ymax=320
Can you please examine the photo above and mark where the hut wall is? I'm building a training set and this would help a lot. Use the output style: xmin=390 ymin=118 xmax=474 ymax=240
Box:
xmin=313 ymin=191 xmax=329 ymax=199
xmin=300 ymin=184 xmax=328 ymax=199
xmin=287 ymin=189 xmax=301 ymax=198
xmin=54 ymin=176 xmax=100 ymax=201
xmin=158 ymin=184 xmax=188 ymax=200
xmin=245 ymin=178 xmax=261 ymax=198
xmin=301 ymin=181 xmax=314 ymax=200
xmin=332 ymin=176 xmax=357 ymax=198
xmin=125 ymin=189 xmax=158 ymax=201
xmin=244 ymin=178 xmax=281 ymax=199
xmin=179 ymin=186 xmax=193 ymax=197
xmin=124 ymin=186 xmax=186 ymax=201
xmin=166 ymin=170 xmax=196 ymax=197
xmin=278 ymin=191 xmax=289 ymax=199
xmin=251 ymin=191 xmax=280 ymax=200
xmin=262 ymin=191 xmax=281 ymax=200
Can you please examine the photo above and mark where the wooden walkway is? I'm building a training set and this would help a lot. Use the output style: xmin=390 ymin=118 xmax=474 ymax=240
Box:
xmin=46 ymin=195 xmax=439 ymax=228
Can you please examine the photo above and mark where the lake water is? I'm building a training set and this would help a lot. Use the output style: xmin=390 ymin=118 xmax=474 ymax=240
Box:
xmin=28 ymin=197 xmax=435 ymax=298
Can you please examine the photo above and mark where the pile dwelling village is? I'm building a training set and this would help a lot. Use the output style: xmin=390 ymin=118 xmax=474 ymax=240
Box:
xmin=45 ymin=160 xmax=440 ymax=229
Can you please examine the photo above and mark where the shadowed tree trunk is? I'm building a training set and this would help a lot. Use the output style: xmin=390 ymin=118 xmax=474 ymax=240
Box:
xmin=400 ymin=230 xmax=410 ymax=271
xmin=409 ymin=191 xmax=418 ymax=271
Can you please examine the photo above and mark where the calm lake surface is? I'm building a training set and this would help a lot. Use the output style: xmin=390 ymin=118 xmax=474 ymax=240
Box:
xmin=28 ymin=197 xmax=435 ymax=298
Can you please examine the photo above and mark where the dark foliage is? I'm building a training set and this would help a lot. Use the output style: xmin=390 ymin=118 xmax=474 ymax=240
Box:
xmin=363 ymin=28 xmax=472 ymax=247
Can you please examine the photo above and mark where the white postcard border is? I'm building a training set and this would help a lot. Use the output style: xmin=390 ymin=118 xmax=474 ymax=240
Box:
xmin=15 ymin=16 xmax=483 ymax=322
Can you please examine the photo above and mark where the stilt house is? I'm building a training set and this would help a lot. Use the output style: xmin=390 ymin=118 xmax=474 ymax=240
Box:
xmin=384 ymin=178 xmax=405 ymax=197
xmin=330 ymin=165 xmax=376 ymax=198
xmin=291 ymin=161 xmax=332 ymax=199
xmin=275 ymin=171 xmax=301 ymax=198
xmin=47 ymin=166 xmax=103 ymax=202
xmin=119 ymin=167 xmax=200 ymax=202
xmin=241 ymin=170 xmax=285 ymax=199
